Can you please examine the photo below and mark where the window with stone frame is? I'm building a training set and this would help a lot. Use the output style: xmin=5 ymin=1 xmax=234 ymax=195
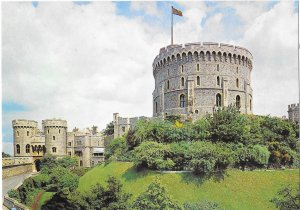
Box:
xmin=26 ymin=144 xmax=30 ymax=153
xmin=52 ymin=147 xmax=57 ymax=153
xmin=181 ymin=77 xmax=185 ymax=87
xmin=217 ymin=76 xmax=220 ymax=86
xmin=16 ymin=144 xmax=20 ymax=154
xmin=180 ymin=94 xmax=186 ymax=108
xmin=216 ymin=93 xmax=222 ymax=107
xmin=236 ymin=95 xmax=241 ymax=108
xmin=197 ymin=76 xmax=200 ymax=86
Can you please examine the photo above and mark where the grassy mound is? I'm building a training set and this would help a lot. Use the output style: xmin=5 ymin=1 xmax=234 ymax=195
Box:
xmin=78 ymin=162 xmax=298 ymax=210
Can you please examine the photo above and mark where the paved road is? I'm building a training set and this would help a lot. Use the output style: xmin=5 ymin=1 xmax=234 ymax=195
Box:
xmin=2 ymin=173 xmax=32 ymax=210
xmin=2 ymin=173 xmax=32 ymax=197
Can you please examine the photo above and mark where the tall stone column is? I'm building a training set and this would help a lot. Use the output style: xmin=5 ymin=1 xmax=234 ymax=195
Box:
xmin=187 ymin=76 xmax=195 ymax=114
xmin=222 ymin=77 xmax=228 ymax=107
xmin=160 ymin=83 xmax=165 ymax=117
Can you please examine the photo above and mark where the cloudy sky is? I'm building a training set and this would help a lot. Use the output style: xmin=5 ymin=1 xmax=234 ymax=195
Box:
xmin=2 ymin=1 xmax=299 ymax=154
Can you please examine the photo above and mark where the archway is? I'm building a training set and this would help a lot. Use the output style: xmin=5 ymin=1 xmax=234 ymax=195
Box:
xmin=34 ymin=159 xmax=41 ymax=172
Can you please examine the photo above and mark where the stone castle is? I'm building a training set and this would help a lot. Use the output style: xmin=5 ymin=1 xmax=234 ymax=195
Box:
xmin=288 ymin=103 xmax=299 ymax=123
xmin=12 ymin=119 xmax=105 ymax=169
xmin=114 ymin=42 xmax=254 ymax=137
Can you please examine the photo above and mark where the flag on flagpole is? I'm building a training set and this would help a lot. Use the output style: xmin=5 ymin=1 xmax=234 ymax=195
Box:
xmin=171 ymin=6 xmax=183 ymax=45
xmin=172 ymin=7 xmax=183 ymax=16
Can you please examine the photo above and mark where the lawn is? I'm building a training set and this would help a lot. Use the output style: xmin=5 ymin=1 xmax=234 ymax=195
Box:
xmin=78 ymin=162 xmax=298 ymax=210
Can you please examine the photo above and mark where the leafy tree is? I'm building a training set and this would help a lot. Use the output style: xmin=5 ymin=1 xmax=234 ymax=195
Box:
xmin=2 ymin=152 xmax=11 ymax=157
xmin=190 ymin=141 xmax=233 ymax=174
xmin=208 ymin=106 xmax=251 ymax=145
xmin=133 ymin=141 xmax=174 ymax=170
xmin=58 ymin=156 xmax=78 ymax=169
xmin=50 ymin=166 xmax=79 ymax=191
xmin=270 ymin=185 xmax=300 ymax=210
xmin=183 ymin=201 xmax=223 ymax=210
xmin=105 ymin=136 xmax=129 ymax=161
xmin=103 ymin=121 xmax=114 ymax=136
xmin=133 ymin=178 xmax=183 ymax=210
xmin=40 ymin=155 xmax=57 ymax=173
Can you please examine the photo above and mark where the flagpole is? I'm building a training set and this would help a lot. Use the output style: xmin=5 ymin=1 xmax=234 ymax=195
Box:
xmin=171 ymin=6 xmax=173 ymax=45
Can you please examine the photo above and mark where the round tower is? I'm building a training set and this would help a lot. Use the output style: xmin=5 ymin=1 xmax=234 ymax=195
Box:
xmin=152 ymin=42 xmax=253 ymax=118
xmin=12 ymin=119 xmax=38 ymax=157
xmin=42 ymin=119 xmax=67 ymax=157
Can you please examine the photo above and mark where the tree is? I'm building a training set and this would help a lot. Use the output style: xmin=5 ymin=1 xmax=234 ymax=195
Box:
xmin=50 ymin=166 xmax=79 ymax=191
xmin=133 ymin=141 xmax=174 ymax=170
xmin=57 ymin=156 xmax=78 ymax=169
xmin=133 ymin=178 xmax=183 ymax=210
xmin=270 ymin=185 xmax=300 ymax=210
xmin=2 ymin=152 xmax=11 ymax=157
xmin=103 ymin=121 xmax=114 ymax=136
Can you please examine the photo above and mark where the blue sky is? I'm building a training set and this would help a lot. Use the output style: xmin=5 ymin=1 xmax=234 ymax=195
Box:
xmin=2 ymin=1 xmax=299 ymax=155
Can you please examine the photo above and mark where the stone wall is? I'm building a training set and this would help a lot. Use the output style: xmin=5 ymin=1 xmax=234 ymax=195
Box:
xmin=2 ymin=164 xmax=33 ymax=179
xmin=152 ymin=42 xmax=253 ymax=117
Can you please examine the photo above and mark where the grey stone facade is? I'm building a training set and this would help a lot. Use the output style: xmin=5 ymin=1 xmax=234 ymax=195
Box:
xmin=152 ymin=42 xmax=253 ymax=118
xmin=288 ymin=103 xmax=299 ymax=123
xmin=12 ymin=119 xmax=105 ymax=167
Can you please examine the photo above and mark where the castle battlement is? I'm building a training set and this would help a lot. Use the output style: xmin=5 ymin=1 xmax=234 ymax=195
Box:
xmin=288 ymin=103 xmax=299 ymax=110
xmin=12 ymin=119 xmax=38 ymax=128
xmin=153 ymin=42 xmax=253 ymax=72
xmin=42 ymin=119 xmax=67 ymax=128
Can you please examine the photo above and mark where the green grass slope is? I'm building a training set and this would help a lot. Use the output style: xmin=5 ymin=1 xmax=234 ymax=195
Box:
xmin=78 ymin=162 xmax=298 ymax=210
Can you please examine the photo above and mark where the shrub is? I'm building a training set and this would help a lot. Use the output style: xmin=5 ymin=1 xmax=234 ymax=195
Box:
xmin=184 ymin=201 xmax=223 ymax=210
xmin=270 ymin=185 xmax=300 ymax=210
xmin=133 ymin=178 xmax=183 ymax=210
xmin=8 ymin=189 xmax=20 ymax=201
xmin=133 ymin=141 xmax=174 ymax=170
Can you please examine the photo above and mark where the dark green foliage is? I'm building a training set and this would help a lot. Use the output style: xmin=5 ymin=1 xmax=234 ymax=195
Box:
xmin=43 ymin=176 xmax=132 ymax=210
xmin=32 ymin=173 xmax=51 ymax=188
xmin=208 ymin=106 xmax=251 ymax=144
xmin=71 ymin=167 xmax=91 ymax=177
xmin=2 ymin=152 xmax=11 ymax=157
xmin=40 ymin=155 xmax=57 ymax=173
xmin=57 ymin=156 xmax=78 ymax=169
xmin=7 ymin=189 xmax=20 ymax=201
xmin=165 ymin=114 xmax=182 ymax=123
xmin=50 ymin=166 xmax=79 ymax=191
xmin=105 ymin=137 xmax=131 ymax=161
xmin=133 ymin=178 xmax=183 ymax=210
xmin=184 ymin=201 xmax=223 ymax=210
xmin=103 ymin=121 xmax=114 ymax=136
xmin=133 ymin=141 xmax=174 ymax=170
xmin=270 ymin=185 xmax=300 ymax=210
xmin=170 ymin=142 xmax=192 ymax=170
xmin=189 ymin=142 xmax=233 ymax=174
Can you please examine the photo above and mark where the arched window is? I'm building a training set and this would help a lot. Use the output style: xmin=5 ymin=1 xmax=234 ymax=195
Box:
xmin=167 ymin=80 xmax=170 ymax=90
xmin=236 ymin=95 xmax=241 ymax=108
xmin=17 ymin=131 xmax=19 ymax=137
xmin=195 ymin=110 xmax=199 ymax=114
xmin=197 ymin=63 xmax=200 ymax=71
xmin=26 ymin=144 xmax=30 ymax=153
xmin=250 ymin=99 xmax=252 ymax=111
xmin=27 ymin=131 xmax=29 ymax=136
xmin=181 ymin=77 xmax=185 ymax=87
xmin=181 ymin=65 xmax=184 ymax=73
xmin=180 ymin=94 xmax=186 ymax=108
xmin=236 ymin=67 xmax=238 ymax=74
xmin=155 ymin=102 xmax=158 ymax=113
xmin=16 ymin=144 xmax=20 ymax=154
xmin=59 ymin=129 xmax=60 ymax=134
xmin=197 ymin=76 xmax=200 ymax=86
xmin=53 ymin=136 xmax=55 ymax=140
xmin=236 ymin=78 xmax=239 ymax=88
xmin=52 ymin=147 xmax=57 ymax=153
xmin=216 ymin=94 xmax=222 ymax=107
xmin=217 ymin=64 xmax=219 ymax=71
xmin=217 ymin=76 xmax=220 ymax=86
xmin=47 ymin=129 xmax=49 ymax=134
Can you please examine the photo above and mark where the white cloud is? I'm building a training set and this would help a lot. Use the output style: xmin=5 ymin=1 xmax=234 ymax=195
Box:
xmin=2 ymin=2 xmax=169 ymax=132
xmin=131 ymin=1 xmax=161 ymax=18
xmin=1 ymin=1 xmax=298 ymax=153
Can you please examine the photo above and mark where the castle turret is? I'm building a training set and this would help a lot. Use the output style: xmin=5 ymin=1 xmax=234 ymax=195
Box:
xmin=42 ymin=119 xmax=67 ymax=157
xmin=152 ymin=42 xmax=253 ymax=118
xmin=288 ymin=103 xmax=299 ymax=123
xmin=12 ymin=119 xmax=38 ymax=157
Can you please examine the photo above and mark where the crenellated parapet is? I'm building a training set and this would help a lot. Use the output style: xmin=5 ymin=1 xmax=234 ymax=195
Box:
xmin=153 ymin=42 xmax=253 ymax=75
xmin=12 ymin=119 xmax=38 ymax=128
xmin=42 ymin=119 xmax=67 ymax=128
